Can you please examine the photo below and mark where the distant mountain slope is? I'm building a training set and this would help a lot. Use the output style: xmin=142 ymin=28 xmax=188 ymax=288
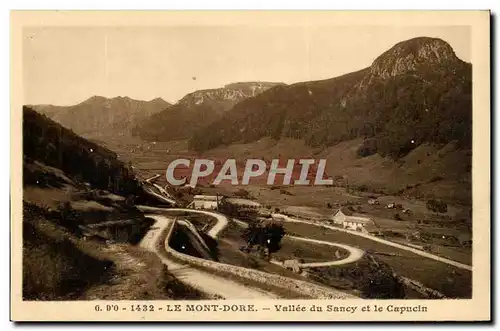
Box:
xmin=31 ymin=96 xmax=171 ymax=136
xmin=131 ymin=81 xmax=284 ymax=141
xmin=188 ymin=37 xmax=472 ymax=158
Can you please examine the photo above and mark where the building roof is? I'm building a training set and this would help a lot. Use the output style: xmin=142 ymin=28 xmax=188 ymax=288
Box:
xmin=338 ymin=207 xmax=354 ymax=216
xmin=226 ymin=198 xmax=261 ymax=207
xmin=193 ymin=195 xmax=225 ymax=201
xmin=334 ymin=207 xmax=374 ymax=225
xmin=345 ymin=216 xmax=374 ymax=225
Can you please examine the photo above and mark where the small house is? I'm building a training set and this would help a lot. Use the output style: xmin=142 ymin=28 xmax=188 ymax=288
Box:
xmin=331 ymin=208 xmax=377 ymax=233
xmin=189 ymin=195 xmax=225 ymax=210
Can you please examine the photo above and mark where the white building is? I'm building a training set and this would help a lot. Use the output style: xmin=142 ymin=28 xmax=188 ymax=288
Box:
xmin=331 ymin=208 xmax=377 ymax=233
xmin=189 ymin=195 xmax=225 ymax=210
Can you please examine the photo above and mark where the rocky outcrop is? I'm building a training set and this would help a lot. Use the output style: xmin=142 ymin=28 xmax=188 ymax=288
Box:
xmin=370 ymin=37 xmax=460 ymax=79
xmin=177 ymin=81 xmax=284 ymax=111
xmin=132 ymin=81 xmax=284 ymax=141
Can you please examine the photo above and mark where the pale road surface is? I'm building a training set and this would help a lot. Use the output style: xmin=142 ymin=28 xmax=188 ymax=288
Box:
xmin=138 ymin=205 xmax=228 ymax=238
xmin=232 ymin=218 xmax=365 ymax=267
xmin=139 ymin=214 xmax=277 ymax=299
xmin=143 ymin=185 xmax=177 ymax=205
xmin=139 ymin=206 xmax=357 ymax=298
xmin=271 ymin=213 xmax=472 ymax=271
xmin=287 ymin=235 xmax=365 ymax=268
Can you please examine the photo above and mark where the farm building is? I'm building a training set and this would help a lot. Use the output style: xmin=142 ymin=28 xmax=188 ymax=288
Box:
xmin=225 ymin=198 xmax=261 ymax=208
xmin=188 ymin=195 xmax=225 ymax=210
xmin=331 ymin=208 xmax=377 ymax=233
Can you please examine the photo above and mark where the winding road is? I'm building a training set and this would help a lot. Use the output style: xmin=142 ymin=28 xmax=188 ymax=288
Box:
xmin=231 ymin=217 xmax=365 ymax=268
xmin=137 ymin=184 xmax=470 ymax=299
xmin=137 ymin=205 xmax=363 ymax=299
xmin=271 ymin=213 xmax=472 ymax=271
xmin=286 ymin=235 xmax=365 ymax=268
xmin=139 ymin=214 xmax=278 ymax=299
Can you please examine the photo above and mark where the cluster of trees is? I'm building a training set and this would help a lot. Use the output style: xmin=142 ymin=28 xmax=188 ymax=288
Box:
xmin=426 ymin=199 xmax=448 ymax=213
xmin=23 ymin=106 xmax=141 ymax=197
xmin=240 ymin=221 xmax=286 ymax=259
xmin=131 ymin=103 xmax=224 ymax=142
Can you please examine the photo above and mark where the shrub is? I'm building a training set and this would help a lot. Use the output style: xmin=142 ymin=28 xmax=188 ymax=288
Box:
xmin=356 ymin=138 xmax=378 ymax=157
xmin=234 ymin=188 xmax=250 ymax=198
xmin=426 ymin=199 xmax=448 ymax=213
xmin=428 ymin=175 xmax=444 ymax=183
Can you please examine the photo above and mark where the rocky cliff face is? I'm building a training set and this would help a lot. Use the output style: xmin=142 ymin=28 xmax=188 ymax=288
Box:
xmin=189 ymin=36 xmax=471 ymax=158
xmin=177 ymin=82 xmax=284 ymax=112
xmin=370 ymin=37 xmax=460 ymax=79
xmin=341 ymin=37 xmax=467 ymax=107
xmin=132 ymin=81 xmax=284 ymax=141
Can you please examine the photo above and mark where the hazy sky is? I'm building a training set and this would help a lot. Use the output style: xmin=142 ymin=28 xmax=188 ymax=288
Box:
xmin=23 ymin=25 xmax=470 ymax=106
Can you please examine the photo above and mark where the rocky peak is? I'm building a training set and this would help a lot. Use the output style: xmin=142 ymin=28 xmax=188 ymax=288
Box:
xmin=177 ymin=82 xmax=283 ymax=109
xmin=370 ymin=37 xmax=459 ymax=79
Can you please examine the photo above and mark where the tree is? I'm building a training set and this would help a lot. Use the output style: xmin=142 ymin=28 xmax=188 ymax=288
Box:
xmin=426 ymin=199 xmax=448 ymax=213
xmin=241 ymin=221 xmax=286 ymax=259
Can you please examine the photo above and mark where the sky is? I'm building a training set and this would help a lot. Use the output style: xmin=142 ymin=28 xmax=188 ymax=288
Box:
xmin=23 ymin=25 xmax=471 ymax=106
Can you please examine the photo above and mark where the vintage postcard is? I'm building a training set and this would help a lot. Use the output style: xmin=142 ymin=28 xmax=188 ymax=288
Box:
xmin=10 ymin=10 xmax=490 ymax=322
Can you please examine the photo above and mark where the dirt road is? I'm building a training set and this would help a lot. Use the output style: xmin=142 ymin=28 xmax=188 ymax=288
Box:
xmin=272 ymin=213 xmax=472 ymax=271
xmin=232 ymin=218 xmax=365 ymax=267
xmin=140 ymin=214 xmax=277 ymax=299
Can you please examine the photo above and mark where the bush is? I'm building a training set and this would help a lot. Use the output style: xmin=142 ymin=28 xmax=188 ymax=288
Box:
xmin=426 ymin=199 xmax=448 ymax=213
xmin=234 ymin=188 xmax=250 ymax=198
xmin=241 ymin=222 xmax=286 ymax=256
xmin=356 ymin=138 xmax=378 ymax=157
xmin=428 ymin=175 xmax=444 ymax=183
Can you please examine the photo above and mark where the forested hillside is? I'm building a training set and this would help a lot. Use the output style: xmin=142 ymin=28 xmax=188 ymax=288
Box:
xmin=23 ymin=106 xmax=141 ymax=197
xmin=188 ymin=37 xmax=472 ymax=158
xmin=132 ymin=82 xmax=283 ymax=141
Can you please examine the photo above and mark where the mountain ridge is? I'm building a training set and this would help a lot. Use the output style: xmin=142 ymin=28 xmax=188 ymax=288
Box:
xmin=187 ymin=37 xmax=471 ymax=159
xmin=131 ymin=81 xmax=284 ymax=141
xmin=30 ymin=96 xmax=172 ymax=137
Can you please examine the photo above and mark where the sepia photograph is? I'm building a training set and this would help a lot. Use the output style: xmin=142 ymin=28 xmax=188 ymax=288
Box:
xmin=10 ymin=10 xmax=490 ymax=322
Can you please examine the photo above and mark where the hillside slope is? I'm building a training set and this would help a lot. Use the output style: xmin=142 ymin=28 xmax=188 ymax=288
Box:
xmin=22 ymin=107 xmax=205 ymax=300
xmin=31 ymin=96 xmax=171 ymax=137
xmin=189 ymin=37 xmax=471 ymax=159
xmin=23 ymin=106 xmax=142 ymax=196
xmin=132 ymin=81 xmax=284 ymax=141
